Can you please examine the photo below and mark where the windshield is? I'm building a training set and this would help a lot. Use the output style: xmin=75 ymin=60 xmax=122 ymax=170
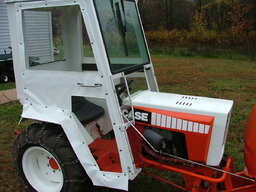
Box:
xmin=94 ymin=0 xmax=150 ymax=74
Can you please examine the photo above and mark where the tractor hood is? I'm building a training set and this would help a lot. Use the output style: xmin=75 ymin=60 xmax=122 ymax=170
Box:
xmin=131 ymin=91 xmax=233 ymax=116
xmin=130 ymin=90 xmax=233 ymax=166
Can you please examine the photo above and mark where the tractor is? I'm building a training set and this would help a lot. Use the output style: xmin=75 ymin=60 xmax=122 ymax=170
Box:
xmin=5 ymin=0 xmax=256 ymax=191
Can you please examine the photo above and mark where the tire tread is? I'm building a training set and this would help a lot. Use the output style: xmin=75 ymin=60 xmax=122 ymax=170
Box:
xmin=13 ymin=122 xmax=93 ymax=192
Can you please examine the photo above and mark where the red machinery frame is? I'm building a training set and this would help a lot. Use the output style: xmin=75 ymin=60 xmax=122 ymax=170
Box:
xmin=88 ymin=134 xmax=256 ymax=191
xmin=127 ymin=122 xmax=256 ymax=191
xmin=140 ymin=156 xmax=256 ymax=192
xmin=87 ymin=106 xmax=256 ymax=191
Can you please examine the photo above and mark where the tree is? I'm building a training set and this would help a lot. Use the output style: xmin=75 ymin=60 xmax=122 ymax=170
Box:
xmin=165 ymin=0 xmax=173 ymax=30
xmin=231 ymin=2 xmax=256 ymax=34
xmin=192 ymin=9 xmax=207 ymax=32
xmin=201 ymin=0 xmax=233 ymax=31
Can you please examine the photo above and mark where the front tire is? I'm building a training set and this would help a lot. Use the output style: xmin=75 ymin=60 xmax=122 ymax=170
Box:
xmin=13 ymin=123 xmax=93 ymax=192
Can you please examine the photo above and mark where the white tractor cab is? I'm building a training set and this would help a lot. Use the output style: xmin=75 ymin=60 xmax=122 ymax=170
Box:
xmin=6 ymin=0 xmax=241 ymax=191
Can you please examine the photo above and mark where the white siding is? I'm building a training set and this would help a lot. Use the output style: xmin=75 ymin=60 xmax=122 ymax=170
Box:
xmin=0 ymin=0 xmax=11 ymax=54
xmin=23 ymin=10 xmax=53 ymax=64
xmin=0 ymin=2 xmax=53 ymax=61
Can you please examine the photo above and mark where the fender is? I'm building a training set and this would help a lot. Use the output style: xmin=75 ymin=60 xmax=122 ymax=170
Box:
xmin=21 ymin=102 xmax=129 ymax=191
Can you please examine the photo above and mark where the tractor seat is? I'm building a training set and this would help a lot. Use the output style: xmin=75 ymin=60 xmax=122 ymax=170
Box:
xmin=72 ymin=96 xmax=104 ymax=124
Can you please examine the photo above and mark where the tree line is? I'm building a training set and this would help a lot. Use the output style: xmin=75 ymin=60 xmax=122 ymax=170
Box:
xmin=139 ymin=0 xmax=256 ymax=34
xmin=138 ymin=0 xmax=256 ymax=58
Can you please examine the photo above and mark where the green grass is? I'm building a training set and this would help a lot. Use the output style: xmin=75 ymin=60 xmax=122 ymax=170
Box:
xmin=0 ymin=56 xmax=256 ymax=192
xmin=149 ymin=46 xmax=256 ymax=61
xmin=209 ymin=79 xmax=245 ymax=90
xmin=0 ymin=101 xmax=22 ymax=124
xmin=0 ymin=102 xmax=32 ymax=192
xmin=0 ymin=82 xmax=15 ymax=91
xmin=153 ymin=57 xmax=256 ymax=171
xmin=83 ymin=45 xmax=94 ymax=57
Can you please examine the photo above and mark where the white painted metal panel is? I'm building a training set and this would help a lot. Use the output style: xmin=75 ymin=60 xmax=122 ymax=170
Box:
xmin=0 ymin=0 xmax=11 ymax=54
xmin=6 ymin=0 xmax=154 ymax=190
xmin=7 ymin=0 xmax=132 ymax=190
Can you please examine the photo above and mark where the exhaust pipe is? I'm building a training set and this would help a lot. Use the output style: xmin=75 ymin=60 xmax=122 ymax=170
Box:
xmin=244 ymin=105 xmax=256 ymax=178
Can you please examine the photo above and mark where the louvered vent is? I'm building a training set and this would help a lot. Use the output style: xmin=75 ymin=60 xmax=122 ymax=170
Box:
xmin=175 ymin=101 xmax=193 ymax=106
xmin=181 ymin=95 xmax=198 ymax=100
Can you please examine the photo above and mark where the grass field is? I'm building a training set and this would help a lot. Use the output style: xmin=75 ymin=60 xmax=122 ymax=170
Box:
xmin=0 ymin=82 xmax=15 ymax=91
xmin=0 ymin=57 xmax=256 ymax=192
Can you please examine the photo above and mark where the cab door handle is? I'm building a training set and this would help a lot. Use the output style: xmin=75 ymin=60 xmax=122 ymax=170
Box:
xmin=77 ymin=83 xmax=102 ymax=88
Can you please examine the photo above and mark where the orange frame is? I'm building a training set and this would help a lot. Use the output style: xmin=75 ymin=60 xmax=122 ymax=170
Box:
xmin=138 ymin=156 xmax=256 ymax=191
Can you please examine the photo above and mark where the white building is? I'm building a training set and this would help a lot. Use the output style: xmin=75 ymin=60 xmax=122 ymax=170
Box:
xmin=0 ymin=0 xmax=53 ymax=61
xmin=0 ymin=0 xmax=11 ymax=54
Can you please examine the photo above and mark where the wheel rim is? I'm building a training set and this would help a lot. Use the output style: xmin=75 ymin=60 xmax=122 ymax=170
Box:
xmin=22 ymin=146 xmax=64 ymax=192
xmin=3 ymin=74 xmax=8 ymax=82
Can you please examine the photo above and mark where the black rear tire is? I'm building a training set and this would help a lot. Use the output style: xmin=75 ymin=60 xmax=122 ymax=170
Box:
xmin=13 ymin=123 xmax=93 ymax=192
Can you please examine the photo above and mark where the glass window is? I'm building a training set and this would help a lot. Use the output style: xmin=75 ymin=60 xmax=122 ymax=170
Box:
xmin=81 ymin=17 xmax=97 ymax=71
xmin=94 ymin=0 xmax=150 ymax=74
xmin=82 ymin=23 xmax=94 ymax=57
xmin=23 ymin=6 xmax=90 ymax=72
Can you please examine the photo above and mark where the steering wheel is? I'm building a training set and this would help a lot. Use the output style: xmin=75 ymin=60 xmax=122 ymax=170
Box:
xmin=115 ymin=79 xmax=133 ymax=105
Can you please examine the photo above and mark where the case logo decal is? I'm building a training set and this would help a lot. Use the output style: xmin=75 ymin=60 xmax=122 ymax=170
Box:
xmin=135 ymin=111 xmax=148 ymax=121
xmin=134 ymin=108 xmax=151 ymax=124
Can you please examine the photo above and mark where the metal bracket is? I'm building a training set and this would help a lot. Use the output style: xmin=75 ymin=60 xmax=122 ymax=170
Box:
xmin=119 ymin=122 xmax=132 ymax=132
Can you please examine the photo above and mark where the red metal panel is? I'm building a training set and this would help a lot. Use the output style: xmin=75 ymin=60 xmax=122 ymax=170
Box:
xmin=244 ymin=105 xmax=256 ymax=178
xmin=89 ymin=138 xmax=122 ymax=173
xmin=134 ymin=106 xmax=214 ymax=163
